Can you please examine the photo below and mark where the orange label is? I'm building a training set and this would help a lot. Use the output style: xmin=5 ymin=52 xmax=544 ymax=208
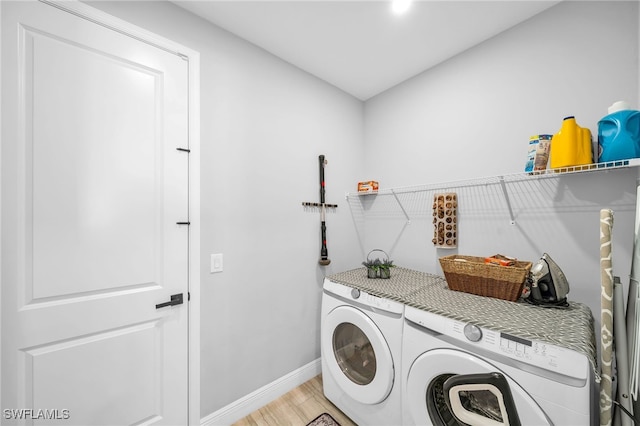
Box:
xmin=358 ymin=181 xmax=379 ymax=192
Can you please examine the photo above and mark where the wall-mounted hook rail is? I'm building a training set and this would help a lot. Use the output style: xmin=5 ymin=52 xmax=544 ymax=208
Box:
xmin=302 ymin=202 xmax=338 ymax=208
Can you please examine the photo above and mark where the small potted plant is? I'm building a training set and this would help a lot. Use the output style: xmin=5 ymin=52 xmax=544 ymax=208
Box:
xmin=379 ymin=258 xmax=395 ymax=279
xmin=362 ymin=258 xmax=381 ymax=279
xmin=363 ymin=249 xmax=394 ymax=279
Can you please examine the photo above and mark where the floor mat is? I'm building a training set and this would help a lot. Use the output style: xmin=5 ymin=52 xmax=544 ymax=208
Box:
xmin=306 ymin=412 xmax=340 ymax=426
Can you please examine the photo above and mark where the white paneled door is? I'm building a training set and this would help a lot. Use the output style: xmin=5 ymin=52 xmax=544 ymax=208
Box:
xmin=2 ymin=1 xmax=191 ymax=425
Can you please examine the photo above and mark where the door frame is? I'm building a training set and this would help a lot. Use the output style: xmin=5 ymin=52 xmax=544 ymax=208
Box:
xmin=0 ymin=1 xmax=201 ymax=424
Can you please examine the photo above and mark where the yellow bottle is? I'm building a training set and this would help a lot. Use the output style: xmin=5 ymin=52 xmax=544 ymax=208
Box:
xmin=550 ymin=116 xmax=593 ymax=168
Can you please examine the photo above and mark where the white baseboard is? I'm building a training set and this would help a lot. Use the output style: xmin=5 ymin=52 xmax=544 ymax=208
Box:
xmin=200 ymin=358 xmax=322 ymax=426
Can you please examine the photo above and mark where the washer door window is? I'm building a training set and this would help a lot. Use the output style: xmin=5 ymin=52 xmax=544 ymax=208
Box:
xmin=406 ymin=349 xmax=550 ymax=425
xmin=323 ymin=306 xmax=394 ymax=404
xmin=442 ymin=373 xmax=521 ymax=426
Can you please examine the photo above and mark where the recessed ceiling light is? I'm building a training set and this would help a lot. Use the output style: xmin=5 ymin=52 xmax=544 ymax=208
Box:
xmin=391 ymin=0 xmax=412 ymax=15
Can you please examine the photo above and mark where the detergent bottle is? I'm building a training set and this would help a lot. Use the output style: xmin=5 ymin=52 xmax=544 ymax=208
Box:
xmin=598 ymin=101 xmax=640 ymax=163
xmin=550 ymin=116 xmax=593 ymax=169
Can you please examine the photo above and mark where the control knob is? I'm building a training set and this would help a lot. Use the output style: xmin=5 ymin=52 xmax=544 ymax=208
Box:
xmin=463 ymin=323 xmax=483 ymax=342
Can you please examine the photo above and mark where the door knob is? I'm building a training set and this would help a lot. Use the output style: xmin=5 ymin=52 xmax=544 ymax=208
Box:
xmin=156 ymin=293 xmax=183 ymax=309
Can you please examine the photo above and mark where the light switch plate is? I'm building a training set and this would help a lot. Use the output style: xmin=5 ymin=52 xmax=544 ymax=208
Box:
xmin=211 ymin=253 xmax=223 ymax=273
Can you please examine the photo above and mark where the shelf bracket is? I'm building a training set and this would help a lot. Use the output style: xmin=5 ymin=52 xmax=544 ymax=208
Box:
xmin=498 ymin=176 xmax=516 ymax=225
xmin=391 ymin=189 xmax=411 ymax=224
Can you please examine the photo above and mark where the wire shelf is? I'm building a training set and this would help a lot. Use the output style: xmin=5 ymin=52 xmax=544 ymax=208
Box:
xmin=347 ymin=159 xmax=640 ymax=198
xmin=346 ymin=158 xmax=640 ymax=225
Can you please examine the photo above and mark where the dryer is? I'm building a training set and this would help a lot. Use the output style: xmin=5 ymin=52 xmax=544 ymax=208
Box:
xmin=321 ymin=278 xmax=404 ymax=425
xmin=402 ymin=305 xmax=597 ymax=426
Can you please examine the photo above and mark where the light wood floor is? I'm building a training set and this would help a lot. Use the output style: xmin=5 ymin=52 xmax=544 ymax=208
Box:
xmin=232 ymin=375 xmax=357 ymax=426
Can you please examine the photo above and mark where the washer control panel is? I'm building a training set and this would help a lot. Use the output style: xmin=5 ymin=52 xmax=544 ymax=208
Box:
xmin=498 ymin=332 xmax=534 ymax=358
xmin=405 ymin=306 xmax=588 ymax=380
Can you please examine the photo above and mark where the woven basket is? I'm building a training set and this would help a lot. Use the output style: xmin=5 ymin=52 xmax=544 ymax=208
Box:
xmin=439 ymin=255 xmax=532 ymax=302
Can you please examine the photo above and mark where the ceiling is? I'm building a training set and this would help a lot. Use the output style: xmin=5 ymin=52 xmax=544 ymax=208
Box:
xmin=173 ymin=1 xmax=561 ymax=100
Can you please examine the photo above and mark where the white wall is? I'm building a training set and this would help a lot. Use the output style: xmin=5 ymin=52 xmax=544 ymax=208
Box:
xmin=59 ymin=0 xmax=640 ymax=421
xmin=362 ymin=1 xmax=639 ymax=335
xmin=88 ymin=1 xmax=365 ymax=418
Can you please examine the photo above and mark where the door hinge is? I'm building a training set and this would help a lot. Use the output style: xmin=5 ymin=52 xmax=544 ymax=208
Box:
xmin=188 ymin=292 xmax=191 ymax=302
xmin=176 ymin=147 xmax=190 ymax=153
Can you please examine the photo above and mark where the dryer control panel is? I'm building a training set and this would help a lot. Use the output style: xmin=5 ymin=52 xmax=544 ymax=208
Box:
xmin=324 ymin=279 xmax=404 ymax=315
xmin=405 ymin=306 xmax=589 ymax=381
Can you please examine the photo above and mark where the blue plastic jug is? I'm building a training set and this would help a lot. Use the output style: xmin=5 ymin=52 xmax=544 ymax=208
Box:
xmin=598 ymin=101 xmax=640 ymax=163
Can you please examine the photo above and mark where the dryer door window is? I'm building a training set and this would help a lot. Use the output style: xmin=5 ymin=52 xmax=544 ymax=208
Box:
xmin=333 ymin=322 xmax=376 ymax=385
xmin=322 ymin=305 xmax=395 ymax=404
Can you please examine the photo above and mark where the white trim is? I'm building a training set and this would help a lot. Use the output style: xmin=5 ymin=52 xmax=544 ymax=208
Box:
xmin=187 ymin=51 xmax=202 ymax=426
xmin=25 ymin=1 xmax=202 ymax=424
xmin=39 ymin=0 xmax=192 ymax=59
xmin=0 ymin=0 xmax=4 ymax=411
xmin=201 ymin=359 xmax=322 ymax=426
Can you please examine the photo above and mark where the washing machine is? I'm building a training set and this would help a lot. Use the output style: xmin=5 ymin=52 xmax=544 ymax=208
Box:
xmin=402 ymin=305 xmax=598 ymax=425
xmin=321 ymin=277 xmax=404 ymax=425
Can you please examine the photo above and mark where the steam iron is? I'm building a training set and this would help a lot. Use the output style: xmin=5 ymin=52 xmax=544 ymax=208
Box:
xmin=527 ymin=253 xmax=570 ymax=308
